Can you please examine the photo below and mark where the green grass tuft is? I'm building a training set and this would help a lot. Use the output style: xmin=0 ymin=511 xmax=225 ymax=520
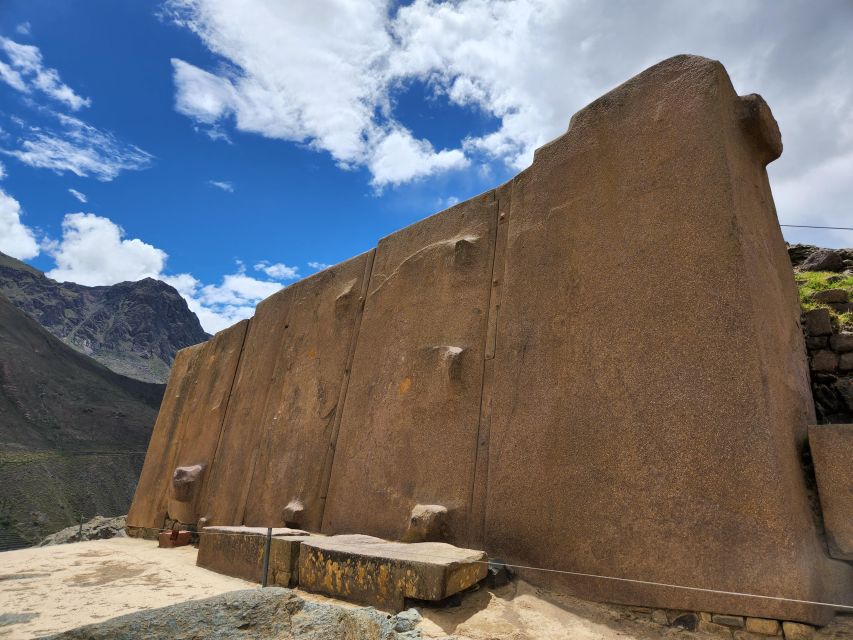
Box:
xmin=795 ymin=270 xmax=853 ymax=331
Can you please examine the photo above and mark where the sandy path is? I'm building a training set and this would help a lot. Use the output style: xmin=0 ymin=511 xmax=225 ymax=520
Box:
xmin=0 ymin=537 xmax=254 ymax=638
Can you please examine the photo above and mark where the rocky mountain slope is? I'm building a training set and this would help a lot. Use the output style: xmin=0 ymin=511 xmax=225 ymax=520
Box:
xmin=0 ymin=252 xmax=209 ymax=383
xmin=0 ymin=295 xmax=164 ymax=544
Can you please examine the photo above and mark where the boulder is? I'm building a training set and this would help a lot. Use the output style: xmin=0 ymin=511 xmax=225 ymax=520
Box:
xmin=38 ymin=515 xmax=127 ymax=546
xmin=801 ymin=249 xmax=845 ymax=272
xmin=40 ymin=588 xmax=422 ymax=639
xmin=811 ymin=289 xmax=848 ymax=304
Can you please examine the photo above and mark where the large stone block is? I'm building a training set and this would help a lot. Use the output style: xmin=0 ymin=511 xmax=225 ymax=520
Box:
xmin=128 ymin=321 xmax=248 ymax=529
xmin=809 ymin=424 xmax=853 ymax=560
xmin=196 ymin=526 xmax=311 ymax=585
xmin=482 ymin=55 xmax=850 ymax=624
xmin=197 ymin=253 xmax=372 ymax=531
xmin=298 ymin=534 xmax=487 ymax=611
xmin=322 ymin=196 xmax=498 ymax=543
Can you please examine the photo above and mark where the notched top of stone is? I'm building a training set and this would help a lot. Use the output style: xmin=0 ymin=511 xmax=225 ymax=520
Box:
xmin=302 ymin=534 xmax=487 ymax=566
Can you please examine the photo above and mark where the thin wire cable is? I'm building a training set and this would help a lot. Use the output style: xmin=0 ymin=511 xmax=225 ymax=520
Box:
xmin=780 ymin=224 xmax=853 ymax=231
xmin=126 ymin=522 xmax=853 ymax=611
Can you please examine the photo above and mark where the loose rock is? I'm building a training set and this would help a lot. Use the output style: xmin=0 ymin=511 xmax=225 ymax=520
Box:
xmin=801 ymin=249 xmax=845 ymax=272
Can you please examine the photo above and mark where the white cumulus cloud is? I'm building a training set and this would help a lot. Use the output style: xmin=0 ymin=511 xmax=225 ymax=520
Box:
xmin=163 ymin=0 xmax=469 ymax=187
xmin=0 ymin=186 xmax=39 ymax=260
xmin=15 ymin=23 xmax=32 ymax=36
xmin=254 ymin=260 xmax=299 ymax=280
xmin=163 ymin=0 xmax=853 ymax=244
xmin=45 ymin=213 xmax=167 ymax=285
xmin=308 ymin=261 xmax=330 ymax=271
xmin=0 ymin=37 xmax=90 ymax=110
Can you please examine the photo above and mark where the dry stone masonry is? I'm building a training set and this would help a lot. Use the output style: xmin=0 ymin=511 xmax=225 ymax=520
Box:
xmin=128 ymin=56 xmax=853 ymax=626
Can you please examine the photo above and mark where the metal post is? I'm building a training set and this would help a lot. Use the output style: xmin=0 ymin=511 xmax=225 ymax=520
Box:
xmin=77 ymin=514 xmax=84 ymax=540
xmin=261 ymin=527 xmax=272 ymax=587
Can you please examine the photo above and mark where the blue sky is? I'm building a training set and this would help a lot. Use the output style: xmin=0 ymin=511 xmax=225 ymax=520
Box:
xmin=1 ymin=0 xmax=851 ymax=331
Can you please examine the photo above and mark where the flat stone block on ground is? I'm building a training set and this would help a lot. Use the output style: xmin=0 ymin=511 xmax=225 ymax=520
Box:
xmin=298 ymin=534 xmax=488 ymax=611
xmin=197 ymin=526 xmax=313 ymax=585
xmin=158 ymin=530 xmax=192 ymax=548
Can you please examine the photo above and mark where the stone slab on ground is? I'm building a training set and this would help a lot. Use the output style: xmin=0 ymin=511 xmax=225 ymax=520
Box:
xmin=809 ymin=424 xmax=853 ymax=560
xmin=197 ymin=527 xmax=314 ymax=586
xmin=298 ymin=534 xmax=487 ymax=611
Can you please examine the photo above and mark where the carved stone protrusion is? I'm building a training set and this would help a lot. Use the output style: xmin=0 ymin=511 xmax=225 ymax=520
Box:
xmin=737 ymin=94 xmax=782 ymax=166
xmin=283 ymin=499 xmax=305 ymax=528
xmin=434 ymin=345 xmax=465 ymax=381
xmin=453 ymin=236 xmax=479 ymax=266
xmin=171 ymin=464 xmax=204 ymax=503
xmin=401 ymin=504 xmax=448 ymax=542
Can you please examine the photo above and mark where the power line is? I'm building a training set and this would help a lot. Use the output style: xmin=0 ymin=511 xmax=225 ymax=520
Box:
xmin=781 ymin=224 xmax=853 ymax=231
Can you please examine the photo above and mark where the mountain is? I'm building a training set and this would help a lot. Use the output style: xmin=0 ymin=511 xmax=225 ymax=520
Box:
xmin=0 ymin=294 xmax=165 ymax=545
xmin=0 ymin=252 xmax=209 ymax=383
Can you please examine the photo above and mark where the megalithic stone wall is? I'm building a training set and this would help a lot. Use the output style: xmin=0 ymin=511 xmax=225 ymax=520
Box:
xmin=127 ymin=55 xmax=853 ymax=624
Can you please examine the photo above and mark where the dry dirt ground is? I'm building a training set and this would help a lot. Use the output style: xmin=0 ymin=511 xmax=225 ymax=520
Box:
xmin=1 ymin=538 xmax=851 ymax=639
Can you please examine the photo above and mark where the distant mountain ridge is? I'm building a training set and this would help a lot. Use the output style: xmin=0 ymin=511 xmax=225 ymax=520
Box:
xmin=0 ymin=252 xmax=209 ymax=383
xmin=0 ymin=294 xmax=164 ymax=544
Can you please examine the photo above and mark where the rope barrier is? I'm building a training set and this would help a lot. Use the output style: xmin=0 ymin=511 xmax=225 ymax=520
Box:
xmin=126 ymin=522 xmax=853 ymax=611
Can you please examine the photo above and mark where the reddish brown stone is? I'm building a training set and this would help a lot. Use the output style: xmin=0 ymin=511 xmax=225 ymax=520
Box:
xmin=158 ymin=530 xmax=192 ymax=548
xmin=809 ymin=424 xmax=853 ymax=560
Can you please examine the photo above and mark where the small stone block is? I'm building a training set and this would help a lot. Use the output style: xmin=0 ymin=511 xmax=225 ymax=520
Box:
xmin=803 ymin=308 xmax=833 ymax=336
xmin=651 ymin=610 xmax=668 ymax=624
xmin=811 ymin=350 xmax=838 ymax=373
xmin=298 ymin=534 xmax=487 ymax=611
xmin=782 ymin=621 xmax=814 ymax=639
xmin=713 ymin=614 xmax=746 ymax=628
xmin=699 ymin=620 xmax=735 ymax=637
xmin=839 ymin=352 xmax=853 ymax=372
xmin=734 ymin=632 xmax=770 ymax=640
xmin=158 ymin=530 xmax=192 ymax=548
xmin=829 ymin=332 xmax=853 ymax=353
xmin=805 ymin=336 xmax=828 ymax=350
xmin=745 ymin=617 xmax=781 ymax=635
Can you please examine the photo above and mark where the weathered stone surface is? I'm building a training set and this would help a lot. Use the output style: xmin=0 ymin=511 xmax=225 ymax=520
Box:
xmin=128 ymin=321 xmax=248 ymax=530
xmin=241 ymin=253 xmax=373 ymax=531
xmin=812 ymin=350 xmax=839 ymax=373
xmin=41 ymin=588 xmax=422 ymax=639
xmin=801 ymin=249 xmax=845 ymax=272
xmin=298 ymin=534 xmax=487 ymax=611
xmin=322 ymin=196 xmax=497 ymax=544
xmin=782 ymin=621 xmax=815 ymax=639
xmin=713 ymin=614 xmax=746 ymax=628
xmin=812 ymin=289 xmax=848 ymax=304
xmin=127 ymin=55 xmax=853 ymax=624
xmin=483 ymin=55 xmax=850 ymax=624
xmin=38 ymin=515 xmax=127 ymax=546
xmin=803 ymin=309 xmax=833 ymax=337
xmin=158 ymin=530 xmax=191 ymax=547
xmin=839 ymin=352 xmax=853 ymax=372
xmin=401 ymin=505 xmax=449 ymax=543
xmin=745 ymin=617 xmax=781 ymax=635
xmin=809 ymin=424 xmax=853 ymax=559
xmin=830 ymin=333 xmax=853 ymax=353
xmin=197 ymin=527 xmax=312 ymax=585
